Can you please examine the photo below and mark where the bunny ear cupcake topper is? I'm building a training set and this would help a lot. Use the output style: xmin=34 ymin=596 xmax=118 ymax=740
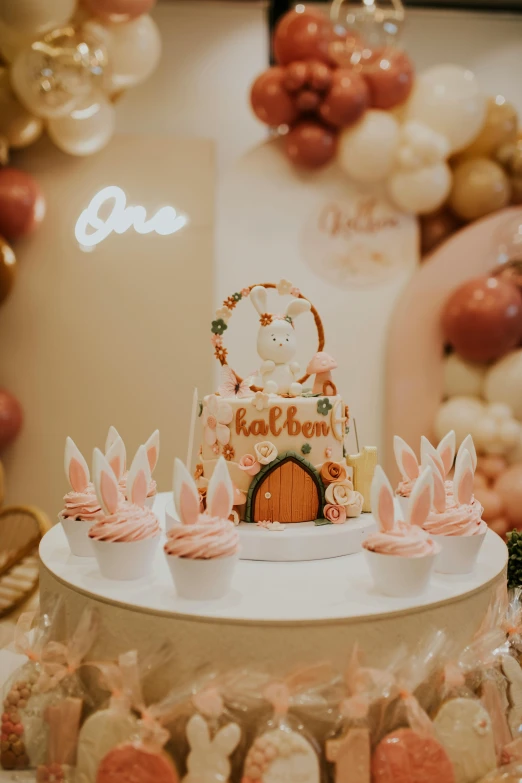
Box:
xmin=453 ymin=449 xmax=474 ymax=506
xmin=422 ymin=454 xmax=446 ymax=513
xmin=93 ymin=448 xmax=120 ymax=516
xmin=420 ymin=436 xmax=445 ymax=478
xmin=393 ymin=436 xmax=419 ymax=480
xmin=206 ymin=457 xmax=234 ymax=519
xmin=371 ymin=465 xmax=395 ymax=532
xmin=457 ymin=434 xmax=477 ymax=472
xmin=106 ymin=436 xmax=126 ymax=481
xmin=436 ymin=431 xmax=456 ymax=476
xmin=173 ymin=458 xmax=200 ymax=525
xmin=406 ymin=466 xmax=434 ymax=528
xmin=144 ymin=430 xmax=160 ymax=473
xmin=65 ymin=437 xmax=90 ymax=492
xmin=127 ymin=446 xmax=151 ymax=508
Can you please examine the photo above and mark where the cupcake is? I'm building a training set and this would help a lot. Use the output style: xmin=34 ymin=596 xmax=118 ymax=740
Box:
xmin=89 ymin=445 xmax=161 ymax=580
xmin=394 ymin=431 xmax=456 ymax=518
xmin=59 ymin=437 xmax=106 ymax=557
xmin=105 ymin=426 xmax=159 ymax=508
xmin=422 ymin=439 xmax=486 ymax=575
xmin=363 ymin=465 xmax=439 ymax=597
xmin=164 ymin=456 xmax=239 ymax=600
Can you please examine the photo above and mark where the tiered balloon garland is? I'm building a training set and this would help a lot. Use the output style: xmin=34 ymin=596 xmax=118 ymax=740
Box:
xmin=249 ymin=2 xmax=520 ymax=256
xmin=436 ymin=219 xmax=522 ymax=539
xmin=0 ymin=0 xmax=160 ymax=458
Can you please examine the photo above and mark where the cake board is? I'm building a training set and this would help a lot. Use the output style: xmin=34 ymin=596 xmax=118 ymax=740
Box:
xmin=39 ymin=493 xmax=508 ymax=701
xmin=165 ymin=499 xmax=377 ymax=561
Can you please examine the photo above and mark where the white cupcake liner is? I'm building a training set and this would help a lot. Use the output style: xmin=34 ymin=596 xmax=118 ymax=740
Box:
xmin=395 ymin=494 xmax=409 ymax=520
xmin=145 ymin=494 xmax=156 ymax=509
xmin=91 ymin=536 xmax=160 ymax=580
xmin=59 ymin=515 xmax=95 ymax=557
xmin=364 ymin=547 xmax=439 ymax=597
xmin=431 ymin=529 xmax=487 ymax=574
xmin=165 ymin=552 xmax=238 ymax=600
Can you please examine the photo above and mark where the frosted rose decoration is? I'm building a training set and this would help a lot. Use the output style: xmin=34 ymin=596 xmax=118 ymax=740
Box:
xmin=239 ymin=454 xmax=261 ymax=476
xmin=345 ymin=490 xmax=364 ymax=518
xmin=324 ymin=504 xmax=347 ymax=524
xmin=254 ymin=441 xmax=278 ymax=465
xmin=325 ymin=479 xmax=355 ymax=506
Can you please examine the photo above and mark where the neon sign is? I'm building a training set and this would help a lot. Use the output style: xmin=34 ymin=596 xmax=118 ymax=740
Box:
xmin=75 ymin=185 xmax=189 ymax=249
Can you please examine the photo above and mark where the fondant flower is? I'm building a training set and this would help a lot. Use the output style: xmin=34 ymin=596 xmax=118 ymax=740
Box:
xmin=217 ymin=305 xmax=233 ymax=322
xmin=211 ymin=443 xmax=220 ymax=455
xmin=325 ymin=447 xmax=332 ymax=458
xmin=325 ymin=479 xmax=355 ymax=506
xmin=290 ymin=286 xmax=301 ymax=297
xmin=324 ymin=504 xmax=347 ymax=524
xmin=239 ymin=454 xmax=261 ymax=476
xmin=260 ymin=313 xmax=273 ymax=326
xmin=241 ymin=287 xmax=250 ymax=298
xmin=320 ymin=461 xmax=347 ymax=485
xmin=223 ymin=296 xmax=237 ymax=310
xmin=210 ymin=334 xmax=222 ymax=348
xmin=211 ymin=319 xmax=227 ymax=335
xmin=202 ymin=395 xmax=233 ymax=447
xmin=37 ymin=764 xmax=65 ymax=783
xmin=223 ymin=444 xmax=235 ymax=461
xmin=301 ymin=443 xmax=311 ymax=455
xmin=232 ymin=292 xmax=242 ymax=302
xmin=317 ymin=398 xmax=333 ymax=416
xmin=194 ymin=463 xmax=204 ymax=480
xmin=252 ymin=391 xmax=270 ymax=411
xmin=257 ymin=520 xmax=286 ymax=531
xmin=276 ymin=278 xmax=293 ymax=296
xmin=254 ymin=441 xmax=278 ymax=465
xmin=214 ymin=345 xmax=228 ymax=363
xmin=345 ymin=490 xmax=364 ymax=518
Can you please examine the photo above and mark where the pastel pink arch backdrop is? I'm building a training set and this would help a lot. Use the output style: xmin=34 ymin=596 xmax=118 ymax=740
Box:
xmin=384 ymin=206 xmax=522 ymax=484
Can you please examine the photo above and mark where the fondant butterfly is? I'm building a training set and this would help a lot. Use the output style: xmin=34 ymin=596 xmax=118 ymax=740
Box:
xmin=217 ymin=366 xmax=254 ymax=399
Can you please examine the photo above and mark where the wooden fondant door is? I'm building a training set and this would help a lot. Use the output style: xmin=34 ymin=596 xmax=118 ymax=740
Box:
xmin=253 ymin=460 xmax=320 ymax=523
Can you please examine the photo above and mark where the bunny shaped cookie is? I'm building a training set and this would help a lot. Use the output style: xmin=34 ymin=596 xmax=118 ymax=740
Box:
xmin=250 ymin=285 xmax=311 ymax=396
xmin=183 ymin=712 xmax=241 ymax=783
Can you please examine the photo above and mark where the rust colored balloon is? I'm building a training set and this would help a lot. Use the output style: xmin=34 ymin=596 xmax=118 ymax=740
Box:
xmin=308 ymin=60 xmax=332 ymax=92
xmin=0 ymin=388 xmax=23 ymax=451
xmin=420 ymin=209 xmax=461 ymax=256
xmin=362 ymin=48 xmax=414 ymax=110
xmin=250 ymin=67 xmax=297 ymax=127
xmin=319 ymin=69 xmax=369 ymax=129
xmin=285 ymin=121 xmax=337 ymax=168
xmin=442 ymin=276 xmax=522 ymax=363
xmin=295 ymin=90 xmax=321 ymax=114
xmin=0 ymin=168 xmax=45 ymax=241
xmin=283 ymin=61 xmax=309 ymax=93
xmin=0 ymin=236 xmax=16 ymax=306
xmin=273 ymin=9 xmax=342 ymax=66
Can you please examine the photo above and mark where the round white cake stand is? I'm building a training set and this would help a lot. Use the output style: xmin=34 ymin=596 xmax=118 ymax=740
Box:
xmin=39 ymin=494 xmax=508 ymax=697
xmin=164 ymin=498 xmax=377 ymax=561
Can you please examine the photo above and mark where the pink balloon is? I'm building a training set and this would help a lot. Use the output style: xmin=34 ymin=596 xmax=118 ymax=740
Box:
xmin=82 ymin=0 xmax=156 ymax=21
xmin=495 ymin=464 xmax=522 ymax=526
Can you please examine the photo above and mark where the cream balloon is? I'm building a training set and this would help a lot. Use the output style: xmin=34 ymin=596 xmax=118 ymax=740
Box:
xmin=387 ymin=162 xmax=452 ymax=214
xmin=0 ymin=68 xmax=43 ymax=148
xmin=435 ymin=396 xmax=485 ymax=446
xmin=0 ymin=0 xmax=75 ymax=36
xmin=47 ymin=93 xmax=115 ymax=156
xmin=484 ymin=349 xmax=522 ymax=419
xmin=84 ymin=15 xmax=161 ymax=91
xmin=443 ymin=354 xmax=487 ymax=399
xmin=338 ymin=110 xmax=399 ymax=183
xmin=405 ymin=65 xmax=487 ymax=154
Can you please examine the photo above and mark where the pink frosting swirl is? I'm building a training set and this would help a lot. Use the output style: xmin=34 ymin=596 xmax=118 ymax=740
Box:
xmin=363 ymin=522 xmax=438 ymax=558
xmin=61 ymin=483 xmax=104 ymax=521
xmin=164 ymin=515 xmax=239 ymax=559
xmin=88 ymin=502 xmax=160 ymax=542
xmin=396 ymin=477 xmax=415 ymax=498
xmin=423 ymin=494 xmax=486 ymax=537
xmin=119 ymin=474 xmax=157 ymax=499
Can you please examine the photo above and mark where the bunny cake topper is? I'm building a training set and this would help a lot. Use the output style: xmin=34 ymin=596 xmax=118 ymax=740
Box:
xmin=210 ymin=281 xmax=327 ymax=398
xmin=174 ymin=456 xmax=233 ymax=524
xmin=65 ymin=437 xmax=90 ymax=493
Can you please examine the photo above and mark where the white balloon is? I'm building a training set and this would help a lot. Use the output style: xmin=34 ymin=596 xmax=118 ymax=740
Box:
xmin=338 ymin=110 xmax=400 ymax=184
xmin=484 ymin=349 xmax=522 ymax=419
xmin=85 ymin=15 xmax=161 ymax=91
xmin=387 ymin=162 xmax=452 ymax=215
xmin=396 ymin=121 xmax=450 ymax=170
xmin=443 ymin=354 xmax=486 ymax=399
xmin=0 ymin=0 xmax=75 ymax=37
xmin=47 ymin=92 xmax=115 ymax=156
xmin=435 ymin=396 xmax=485 ymax=446
xmin=405 ymin=64 xmax=487 ymax=154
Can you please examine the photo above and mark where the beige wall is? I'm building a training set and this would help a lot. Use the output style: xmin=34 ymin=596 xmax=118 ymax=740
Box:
xmin=1 ymin=135 xmax=214 ymax=514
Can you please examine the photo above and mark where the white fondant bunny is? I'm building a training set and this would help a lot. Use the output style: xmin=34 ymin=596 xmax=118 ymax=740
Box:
xmin=250 ymin=285 xmax=311 ymax=396
xmin=183 ymin=712 xmax=241 ymax=783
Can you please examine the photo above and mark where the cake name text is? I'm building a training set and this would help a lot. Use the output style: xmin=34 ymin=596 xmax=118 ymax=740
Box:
xmin=236 ymin=406 xmax=330 ymax=438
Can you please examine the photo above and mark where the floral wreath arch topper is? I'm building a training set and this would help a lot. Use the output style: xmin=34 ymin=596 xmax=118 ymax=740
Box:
xmin=210 ymin=279 xmax=325 ymax=393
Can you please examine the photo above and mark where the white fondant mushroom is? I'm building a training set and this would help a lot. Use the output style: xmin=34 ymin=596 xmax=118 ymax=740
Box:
xmin=307 ymin=352 xmax=338 ymax=395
